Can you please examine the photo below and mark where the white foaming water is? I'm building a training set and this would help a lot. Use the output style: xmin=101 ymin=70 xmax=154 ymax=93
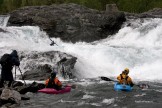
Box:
xmin=0 ymin=16 xmax=162 ymax=82
xmin=0 ymin=15 xmax=10 ymax=27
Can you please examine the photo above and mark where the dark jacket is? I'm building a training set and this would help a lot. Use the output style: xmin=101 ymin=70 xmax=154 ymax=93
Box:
xmin=0 ymin=50 xmax=20 ymax=81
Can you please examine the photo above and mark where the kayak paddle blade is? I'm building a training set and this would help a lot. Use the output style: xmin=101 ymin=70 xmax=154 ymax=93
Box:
xmin=101 ymin=76 xmax=113 ymax=81
xmin=137 ymin=84 xmax=149 ymax=89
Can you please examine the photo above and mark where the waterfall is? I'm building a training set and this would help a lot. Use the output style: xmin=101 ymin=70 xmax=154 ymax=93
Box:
xmin=0 ymin=15 xmax=10 ymax=27
xmin=0 ymin=17 xmax=162 ymax=82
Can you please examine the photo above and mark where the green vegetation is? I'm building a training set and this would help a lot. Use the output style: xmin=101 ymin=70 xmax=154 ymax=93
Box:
xmin=0 ymin=0 xmax=162 ymax=14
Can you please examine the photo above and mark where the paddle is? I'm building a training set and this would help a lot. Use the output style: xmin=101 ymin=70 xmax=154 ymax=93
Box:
xmin=101 ymin=76 xmax=117 ymax=82
xmin=49 ymin=38 xmax=58 ymax=46
xmin=101 ymin=76 xmax=149 ymax=89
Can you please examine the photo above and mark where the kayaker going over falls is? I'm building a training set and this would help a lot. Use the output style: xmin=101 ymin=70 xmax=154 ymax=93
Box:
xmin=117 ymin=68 xmax=134 ymax=87
xmin=45 ymin=72 xmax=62 ymax=90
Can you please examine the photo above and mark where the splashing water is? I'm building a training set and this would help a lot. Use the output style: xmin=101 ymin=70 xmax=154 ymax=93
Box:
xmin=0 ymin=16 xmax=162 ymax=82
xmin=0 ymin=15 xmax=10 ymax=27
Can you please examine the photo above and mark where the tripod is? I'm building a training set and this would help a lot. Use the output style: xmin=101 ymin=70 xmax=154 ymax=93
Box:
xmin=15 ymin=66 xmax=26 ymax=85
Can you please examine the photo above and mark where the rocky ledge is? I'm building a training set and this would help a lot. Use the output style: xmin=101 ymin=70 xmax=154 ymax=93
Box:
xmin=125 ymin=8 xmax=162 ymax=19
xmin=8 ymin=3 xmax=126 ymax=43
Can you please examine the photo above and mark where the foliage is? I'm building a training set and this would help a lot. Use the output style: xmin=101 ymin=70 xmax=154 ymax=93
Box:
xmin=0 ymin=0 xmax=162 ymax=14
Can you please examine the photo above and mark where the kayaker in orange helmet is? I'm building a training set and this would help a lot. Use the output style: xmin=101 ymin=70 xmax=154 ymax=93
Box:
xmin=45 ymin=72 xmax=62 ymax=90
xmin=117 ymin=68 xmax=134 ymax=87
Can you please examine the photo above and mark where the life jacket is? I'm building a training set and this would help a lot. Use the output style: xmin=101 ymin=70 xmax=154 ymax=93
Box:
xmin=45 ymin=77 xmax=62 ymax=90
xmin=117 ymin=74 xmax=129 ymax=85
xmin=120 ymin=74 xmax=128 ymax=81
xmin=117 ymin=73 xmax=134 ymax=86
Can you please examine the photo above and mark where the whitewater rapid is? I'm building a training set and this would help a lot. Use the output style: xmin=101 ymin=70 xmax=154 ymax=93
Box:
xmin=0 ymin=16 xmax=162 ymax=82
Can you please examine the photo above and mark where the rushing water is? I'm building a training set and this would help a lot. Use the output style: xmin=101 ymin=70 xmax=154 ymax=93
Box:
xmin=19 ymin=79 xmax=162 ymax=108
xmin=0 ymin=16 xmax=162 ymax=108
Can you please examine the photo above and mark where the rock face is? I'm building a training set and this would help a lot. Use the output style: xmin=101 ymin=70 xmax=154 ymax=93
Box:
xmin=125 ymin=8 xmax=162 ymax=19
xmin=8 ymin=3 xmax=126 ymax=43
xmin=19 ymin=51 xmax=77 ymax=80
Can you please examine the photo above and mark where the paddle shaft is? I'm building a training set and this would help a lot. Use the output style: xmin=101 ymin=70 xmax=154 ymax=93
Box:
xmin=101 ymin=76 xmax=149 ymax=89
xmin=15 ymin=66 xmax=16 ymax=80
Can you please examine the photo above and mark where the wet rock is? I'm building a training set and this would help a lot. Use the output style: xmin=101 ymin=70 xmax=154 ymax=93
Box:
xmin=56 ymin=57 xmax=77 ymax=79
xmin=14 ymin=85 xmax=30 ymax=94
xmin=8 ymin=3 xmax=126 ymax=43
xmin=23 ymin=64 xmax=52 ymax=81
xmin=11 ymin=81 xmax=24 ymax=88
xmin=14 ymin=82 xmax=45 ymax=94
xmin=19 ymin=51 xmax=77 ymax=80
xmin=27 ymin=82 xmax=45 ymax=93
xmin=21 ymin=95 xmax=30 ymax=100
xmin=0 ymin=89 xmax=21 ymax=105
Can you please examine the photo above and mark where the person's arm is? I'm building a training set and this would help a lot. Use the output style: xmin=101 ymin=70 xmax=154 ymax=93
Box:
xmin=57 ymin=80 xmax=62 ymax=87
xmin=45 ymin=79 xmax=49 ymax=87
xmin=12 ymin=57 xmax=20 ymax=66
xmin=55 ymin=78 xmax=62 ymax=87
xmin=117 ymin=75 xmax=121 ymax=80
xmin=128 ymin=77 xmax=134 ymax=87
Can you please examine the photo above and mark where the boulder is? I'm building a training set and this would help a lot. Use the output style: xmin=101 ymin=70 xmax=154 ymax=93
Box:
xmin=19 ymin=51 xmax=77 ymax=80
xmin=8 ymin=3 xmax=126 ymax=43
xmin=14 ymin=82 xmax=45 ymax=94
xmin=0 ymin=89 xmax=21 ymax=104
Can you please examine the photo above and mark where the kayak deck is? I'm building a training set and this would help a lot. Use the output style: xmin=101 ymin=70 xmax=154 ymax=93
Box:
xmin=114 ymin=82 xmax=132 ymax=91
xmin=38 ymin=86 xmax=71 ymax=94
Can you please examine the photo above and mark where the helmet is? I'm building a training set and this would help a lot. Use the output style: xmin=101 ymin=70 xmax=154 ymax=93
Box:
xmin=10 ymin=50 xmax=18 ymax=58
xmin=51 ymin=72 xmax=56 ymax=78
xmin=124 ymin=68 xmax=129 ymax=74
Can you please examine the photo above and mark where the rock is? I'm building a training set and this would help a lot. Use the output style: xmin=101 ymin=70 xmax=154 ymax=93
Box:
xmin=125 ymin=8 xmax=162 ymax=19
xmin=27 ymin=82 xmax=45 ymax=93
xmin=23 ymin=64 xmax=52 ymax=81
xmin=21 ymin=95 xmax=30 ymax=100
xmin=14 ymin=86 xmax=30 ymax=94
xmin=11 ymin=81 xmax=24 ymax=88
xmin=19 ymin=51 xmax=77 ymax=80
xmin=8 ymin=3 xmax=126 ymax=43
xmin=0 ymin=89 xmax=21 ymax=104
xmin=14 ymin=82 xmax=45 ymax=94
xmin=106 ymin=4 xmax=119 ymax=12
xmin=56 ymin=57 xmax=77 ymax=79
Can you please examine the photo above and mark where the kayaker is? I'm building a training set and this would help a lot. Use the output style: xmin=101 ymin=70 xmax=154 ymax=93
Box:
xmin=117 ymin=68 xmax=134 ymax=87
xmin=45 ymin=72 xmax=62 ymax=90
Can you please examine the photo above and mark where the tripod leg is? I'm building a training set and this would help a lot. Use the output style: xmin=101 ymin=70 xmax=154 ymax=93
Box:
xmin=18 ymin=66 xmax=26 ymax=85
xmin=15 ymin=66 xmax=16 ymax=80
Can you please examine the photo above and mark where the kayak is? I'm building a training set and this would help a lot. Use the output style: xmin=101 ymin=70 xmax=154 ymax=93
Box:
xmin=38 ymin=86 xmax=71 ymax=94
xmin=114 ymin=82 xmax=132 ymax=91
